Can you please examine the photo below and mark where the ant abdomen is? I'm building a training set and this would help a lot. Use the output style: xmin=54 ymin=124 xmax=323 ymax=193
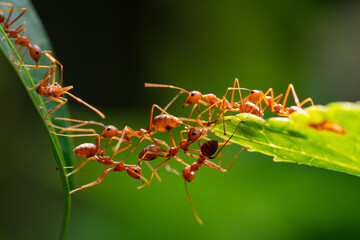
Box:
xmin=73 ymin=143 xmax=97 ymax=158
xmin=138 ymin=145 xmax=162 ymax=161
xmin=239 ymin=102 xmax=263 ymax=117
xmin=152 ymin=114 xmax=181 ymax=132
xmin=201 ymin=140 xmax=218 ymax=158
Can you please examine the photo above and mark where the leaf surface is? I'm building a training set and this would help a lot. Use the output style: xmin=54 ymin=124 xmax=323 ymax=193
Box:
xmin=212 ymin=102 xmax=360 ymax=177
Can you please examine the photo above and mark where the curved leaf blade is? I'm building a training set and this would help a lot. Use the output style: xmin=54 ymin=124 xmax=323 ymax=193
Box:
xmin=0 ymin=1 xmax=74 ymax=239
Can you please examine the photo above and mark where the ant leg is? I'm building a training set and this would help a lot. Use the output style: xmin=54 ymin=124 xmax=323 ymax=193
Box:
xmin=184 ymin=181 xmax=203 ymax=225
xmin=145 ymin=135 xmax=170 ymax=150
xmin=47 ymin=124 xmax=99 ymax=138
xmin=70 ymin=167 xmax=113 ymax=194
xmin=44 ymin=52 xmax=63 ymax=85
xmin=14 ymin=21 xmax=27 ymax=32
xmin=5 ymin=7 xmax=27 ymax=27
xmin=137 ymin=157 xmax=171 ymax=189
xmin=299 ymin=97 xmax=314 ymax=107
xmin=209 ymin=118 xmax=244 ymax=160
xmin=144 ymin=161 xmax=161 ymax=182
xmin=48 ymin=119 xmax=99 ymax=134
xmin=227 ymin=78 xmax=251 ymax=107
xmin=55 ymin=117 xmax=105 ymax=130
xmin=65 ymin=158 xmax=93 ymax=177
xmin=281 ymin=84 xmax=301 ymax=112
xmin=174 ymin=155 xmax=189 ymax=167
xmin=17 ymin=47 xmax=29 ymax=70
xmin=42 ymin=97 xmax=66 ymax=119
xmin=219 ymin=147 xmax=246 ymax=170
xmin=63 ymin=91 xmax=105 ymax=119
xmin=186 ymin=104 xmax=198 ymax=123
xmin=110 ymin=140 xmax=132 ymax=158
xmin=183 ymin=150 xmax=201 ymax=159
xmin=259 ymin=88 xmax=276 ymax=112
xmin=165 ymin=164 xmax=181 ymax=176
xmin=203 ymin=160 xmax=227 ymax=172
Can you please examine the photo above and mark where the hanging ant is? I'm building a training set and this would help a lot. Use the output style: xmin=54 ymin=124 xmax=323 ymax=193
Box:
xmin=49 ymin=117 xmax=171 ymax=182
xmin=61 ymin=135 xmax=148 ymax=194
xmin=165 ymin=120 xmax=246 ymax=224
xmin=136 ymin=123 xmax=219 ymax=189
xmin=25 ymin=61 xmax=104 ymax=119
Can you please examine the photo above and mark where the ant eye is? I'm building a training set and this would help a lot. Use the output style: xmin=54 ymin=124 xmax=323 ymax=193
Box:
xmin=251 ymin=91 xmax=255 ymax=94
xmin=54 ymin=83 xmax=58 ymax=85
xmin=191 ymin=92 xmax=195 ymax=97
xmin=134 ymin=169 xmax=138 ymax=173
xmin=36 ymin=50 xmax=39 ymax=54
xmin=192 ymin=132 xmax=197 ymax=136
xmin=107 ymin=127 xmax=111 ymax=131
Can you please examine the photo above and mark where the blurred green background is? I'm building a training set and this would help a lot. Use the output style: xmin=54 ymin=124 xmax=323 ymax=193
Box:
xmin=1 ymin=0 xmax=360 ymax=239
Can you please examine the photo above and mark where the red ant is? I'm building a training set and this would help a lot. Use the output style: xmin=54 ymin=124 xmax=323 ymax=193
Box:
xmin=26 ymin=61 xmax=104 ymax=119
xmin=166 ymin=120 xmax=246 ymax=224
xmin=0 ymin=3 xmax=49 ymax=67
xmin=145 ymin=79 xmax=263 ymax=134
xmin=243 ymin=84 xmax=314 ymax=116
xmin=62 ymin=136 xmax=147 ymax=194
xmin=50 ymin=117 xmax=170 ymax=150
xmin=136 ymin=126 xmax=212 ymax=188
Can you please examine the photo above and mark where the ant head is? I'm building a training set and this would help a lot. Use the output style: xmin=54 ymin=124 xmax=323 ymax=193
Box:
xmin=201 ymin=140 xmax=218 ymax=158
xmin=126 ymin=166 xmax=142 ymax=181
xmin=183 ymin=91 xmax=203 ymax=108
xmin=101 ymin=125 xmax=119 ymax=138
xmin=138 ymin=145 xmax=161 ymax=161
xmin=0 ymin=11 xmax=4 ymax=23
xmin=183 ymin=167 xmax=195 ymax=182
xmin=248 ymin=90 xmax=262 ymax=102
xmin=187 ymin=127 xmax=203 ymax=141
xmin=29 ymin=45 xmax=42 ymax=65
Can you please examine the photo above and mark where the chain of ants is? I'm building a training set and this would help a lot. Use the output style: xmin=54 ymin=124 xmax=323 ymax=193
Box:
xmin=1 ymin=3 xmax=315 ymax=224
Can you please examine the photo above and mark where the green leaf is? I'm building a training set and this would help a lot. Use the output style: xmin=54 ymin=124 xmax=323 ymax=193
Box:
xmin=212 ymin=102 xmax=360 ymax=177
xmin=0 ymin=1 xmax=74 ymax=239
